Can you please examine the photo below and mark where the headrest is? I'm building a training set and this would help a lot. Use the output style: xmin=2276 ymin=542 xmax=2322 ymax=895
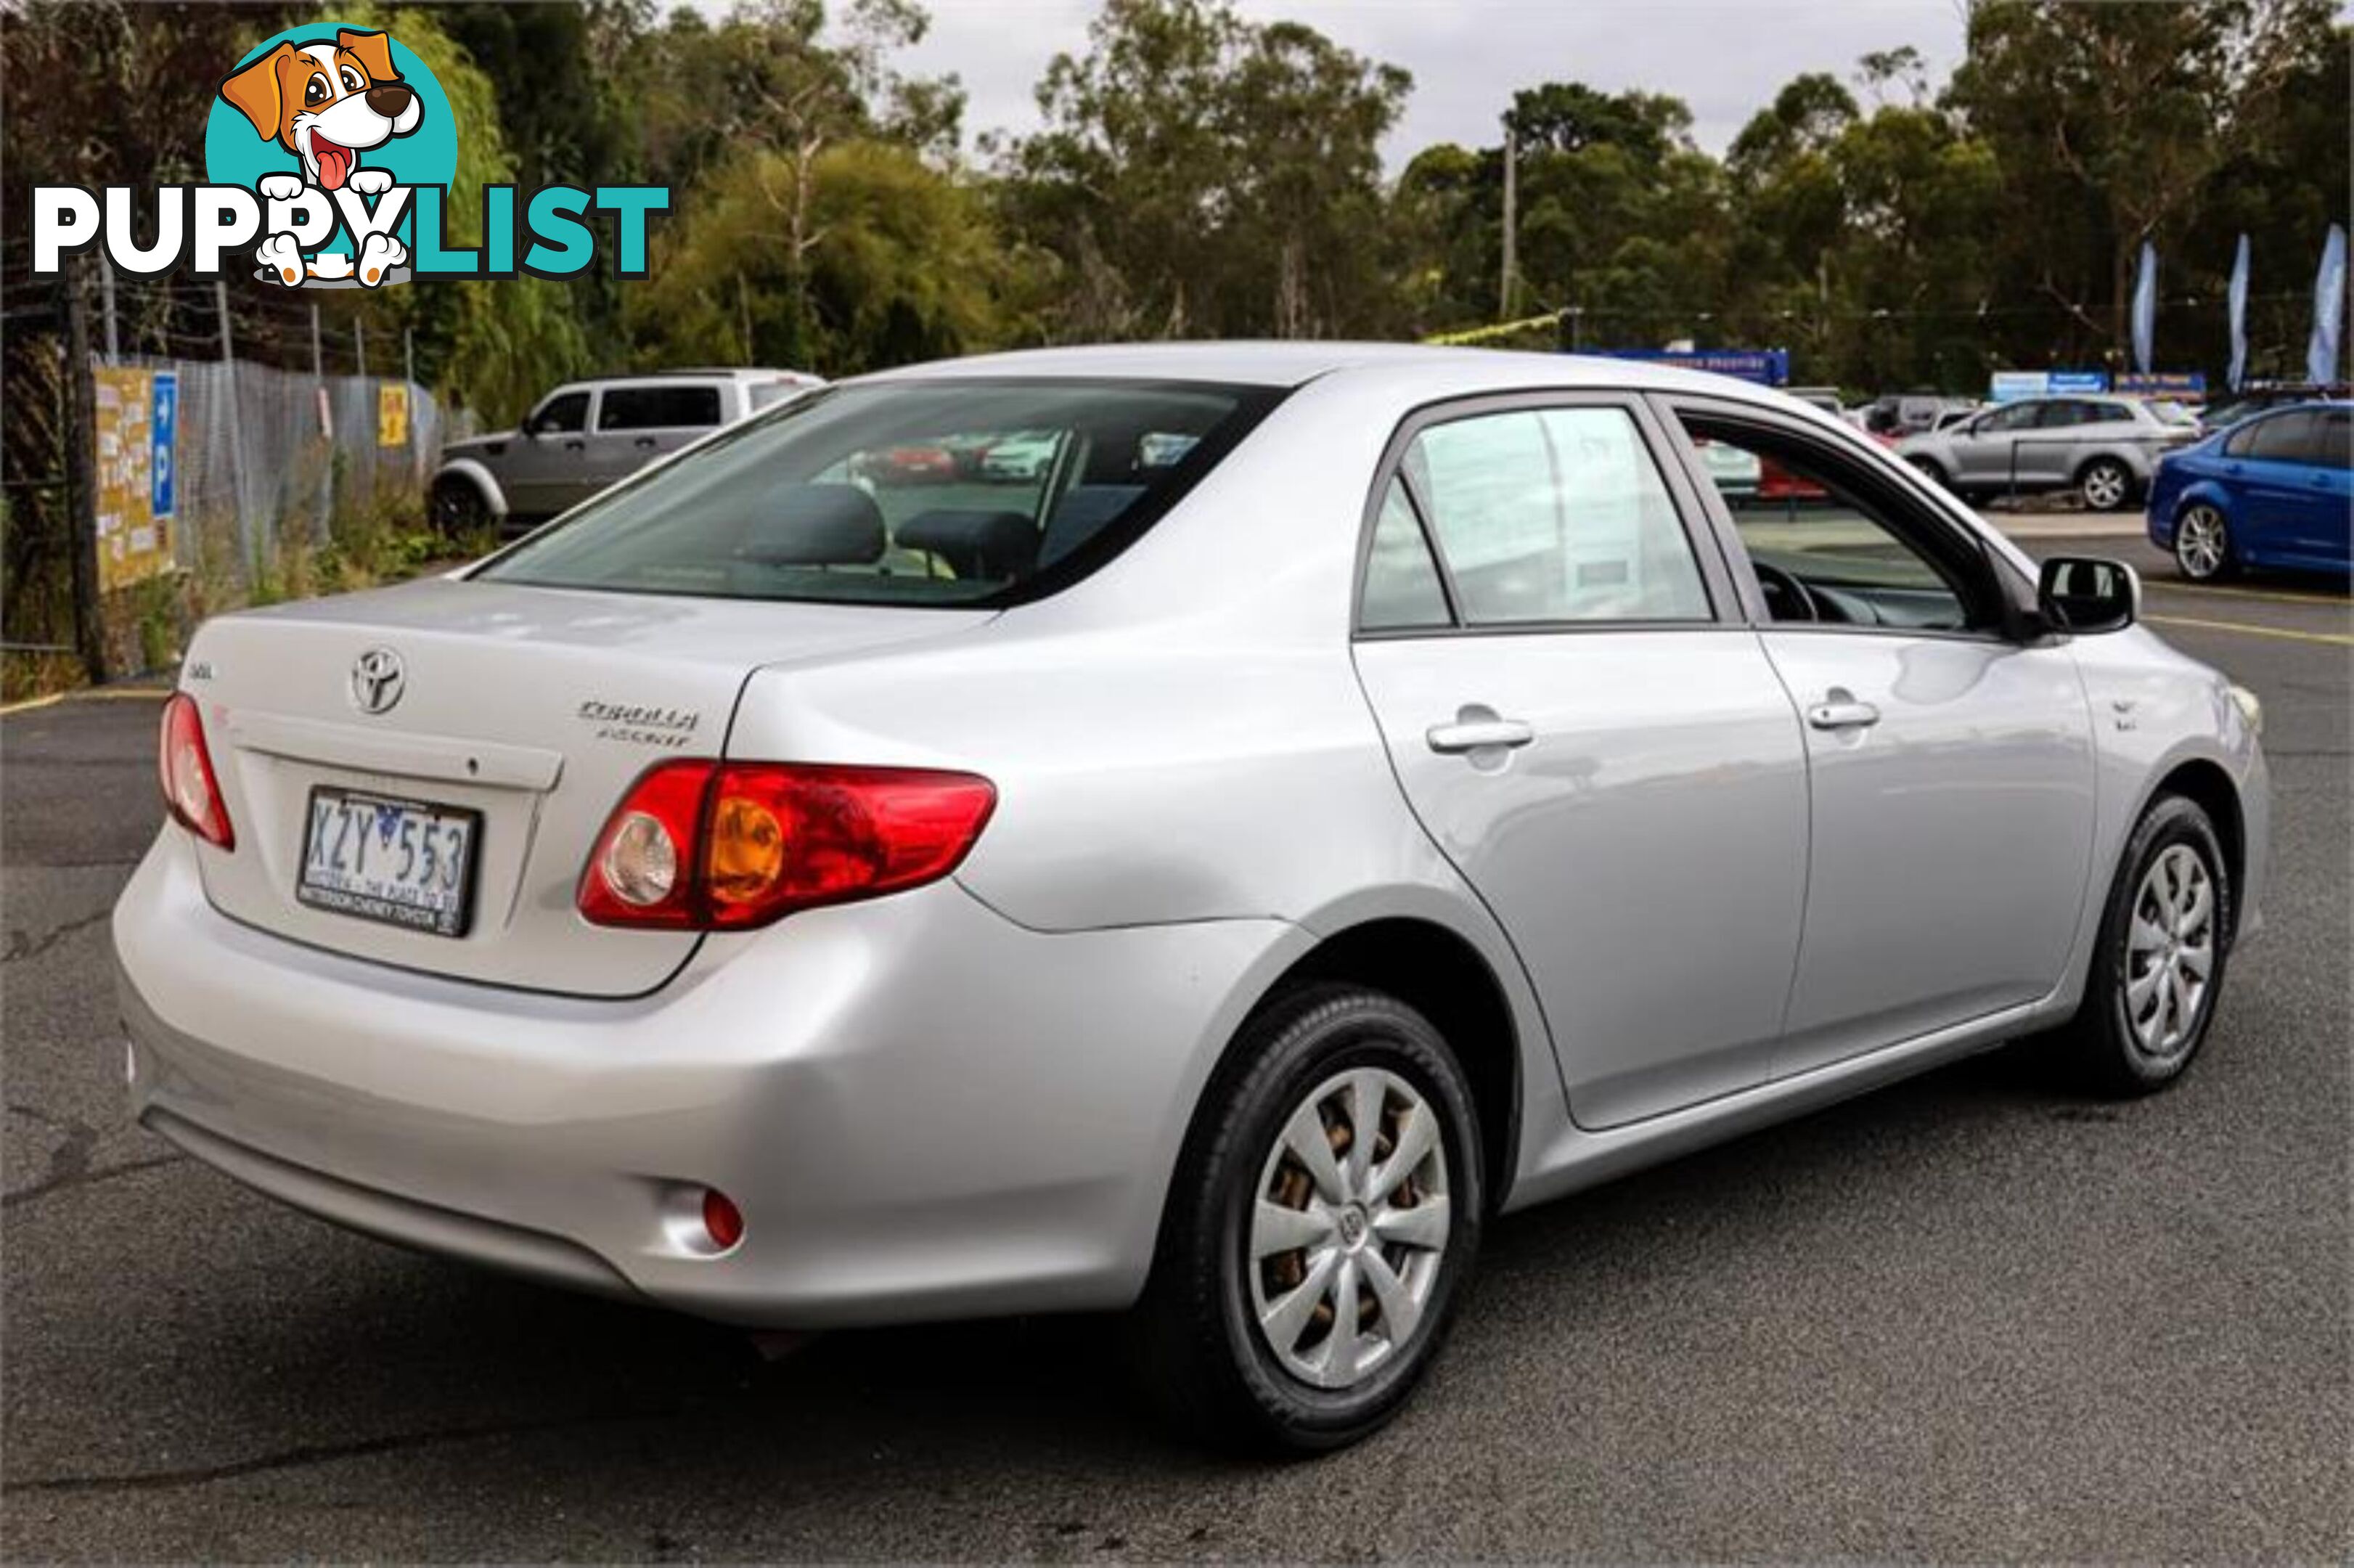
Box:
xmin=737 ymin=484 xmax=886 ymax=567
xmin=897 ymin=509 xmax=1039 ymax=581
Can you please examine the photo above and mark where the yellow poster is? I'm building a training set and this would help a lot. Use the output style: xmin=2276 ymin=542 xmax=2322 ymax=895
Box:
xmin=92 ymin=366 xmax=176 ymax=592
xmin=378 ymin=381 xmax=410 ymax=448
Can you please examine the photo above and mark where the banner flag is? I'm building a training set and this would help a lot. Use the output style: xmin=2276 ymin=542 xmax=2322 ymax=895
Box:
xmin=2308 ymin=224 xmax=2347 ymax=386
xmin=2130 ymin=241 xmax=2157 ymax=375
xmin=2227 ymin=234 xmax=2250 ymax=393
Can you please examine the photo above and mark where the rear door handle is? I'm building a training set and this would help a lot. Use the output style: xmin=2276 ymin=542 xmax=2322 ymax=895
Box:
xmin=561 ymin=438 xmax=585 ymax=451
xmin=1427 ymin=717 xmax=1534 ymax=754
xmin=1807 ymin=693 xmax=1881 ymax=731
xmin=634 ymin=436 xmax=660 ymax=449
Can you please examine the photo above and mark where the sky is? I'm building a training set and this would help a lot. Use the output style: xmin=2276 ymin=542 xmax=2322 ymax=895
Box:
xmin=892 ymin=0 xmax=1974 ymax=165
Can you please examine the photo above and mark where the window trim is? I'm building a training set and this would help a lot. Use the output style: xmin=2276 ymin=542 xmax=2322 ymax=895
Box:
xmin=1651 ymin=391 xmax=2042 ymax=645
xmin=528 ymin=386 xmax=594 ymax=436
xmin=1350 ymin=388 xmax=1741 ymax=641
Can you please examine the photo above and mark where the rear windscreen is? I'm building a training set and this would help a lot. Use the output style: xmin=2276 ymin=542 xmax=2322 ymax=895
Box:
xmin=478 ymin=378 xmax=1283 ymax=606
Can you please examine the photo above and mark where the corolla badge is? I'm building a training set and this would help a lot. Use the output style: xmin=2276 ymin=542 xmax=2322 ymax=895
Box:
xmin=349 ymin=647 xmax=406 ymax=714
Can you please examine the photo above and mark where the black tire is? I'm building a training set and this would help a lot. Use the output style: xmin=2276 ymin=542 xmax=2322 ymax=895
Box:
xmin=430 ymin=475 xmax=490 ymax=536
xmin=2043 ymin=794 xmax=2234 ymax=1097
xmin=2077 ymin=456 xmax=2136 ymax=512
xmin=1132 ymin=984 xmax=1485 ymax=1455
xmin=1906 ymin=456 xmax=1950 ymax=490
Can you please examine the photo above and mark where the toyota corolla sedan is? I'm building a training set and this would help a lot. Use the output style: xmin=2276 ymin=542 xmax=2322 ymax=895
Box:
xmin=117 ymin=344 xmax=2269 ymax=1453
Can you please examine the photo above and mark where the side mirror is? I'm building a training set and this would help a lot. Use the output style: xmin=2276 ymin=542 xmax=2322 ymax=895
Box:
xmin=520 ymin=412 xmax=544 ymax=438
xmin=2038 ymin=555 xmax=2140 ymax=635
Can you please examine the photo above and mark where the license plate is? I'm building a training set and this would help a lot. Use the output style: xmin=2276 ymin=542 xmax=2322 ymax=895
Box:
xmin=296 ymin=788 xmax=479 ymax=937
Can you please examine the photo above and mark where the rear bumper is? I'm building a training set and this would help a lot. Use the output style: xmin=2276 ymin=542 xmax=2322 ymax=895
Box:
xmin=115 ymin=830 xmax=1300 ymax=1328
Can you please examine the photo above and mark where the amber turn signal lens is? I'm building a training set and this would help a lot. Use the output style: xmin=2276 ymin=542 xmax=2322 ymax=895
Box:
xmin=706 ymin=793 xmax=786 ymax=906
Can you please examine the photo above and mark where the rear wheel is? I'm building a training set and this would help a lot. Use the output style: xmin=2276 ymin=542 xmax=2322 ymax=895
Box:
xmin=2173 ymin=503 xmax=2236 ymax=581
xmin=1133 ymin=984 xmax=1484 ymax=1454
xmin=2078 ymin=457 xmax=2136 ymax=512
xmin=2043 ymin=794 xmax=2233 ymax=1096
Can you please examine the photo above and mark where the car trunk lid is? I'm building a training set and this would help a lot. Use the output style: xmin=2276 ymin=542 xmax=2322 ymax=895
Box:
xmin=181 ymin=576 xmax=991 ymax=997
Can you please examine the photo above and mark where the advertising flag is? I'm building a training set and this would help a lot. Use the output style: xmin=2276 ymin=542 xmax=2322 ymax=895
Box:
xmin=2130 ymin=241 xmax=2157 ymax=375
xmin=2308 ymin=224 xmax=2347 ymax=386
xmin=2226 ymin=234 xmax=2250 ymax=393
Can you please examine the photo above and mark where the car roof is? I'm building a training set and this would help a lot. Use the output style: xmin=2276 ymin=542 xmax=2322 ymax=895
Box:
xmin=855 ymin=340 xmax=1843 ymax=412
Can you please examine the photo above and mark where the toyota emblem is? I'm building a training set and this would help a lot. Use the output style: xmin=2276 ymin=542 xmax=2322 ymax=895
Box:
xmin=349 ymin=647 xmax=406 ymax=716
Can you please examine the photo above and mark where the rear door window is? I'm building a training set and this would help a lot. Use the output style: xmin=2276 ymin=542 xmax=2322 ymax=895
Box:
xmin=480 ymin=380 xmax=1283 ymax=607
xmin=1400 ymin=406 xmax=1712 ymax=625
xmin=598 ymin=384 xmax=725 ymax=430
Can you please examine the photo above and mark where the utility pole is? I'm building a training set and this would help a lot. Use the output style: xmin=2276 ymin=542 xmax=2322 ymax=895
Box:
xmin=1498 ymin=123 xmax=1519 ymax=321
xmin=63 ymin=263 xmax=107 ymax=682
xmin=99 ymin=257 xmax=120 ymax=365
xmin=402 ymin=326 xmax=417 ymax=483
xmin=216 ymin=278 xmax=253 ymax=574
xmin=311 ymin=301 xmax=330 ymax=542
xmin=353 ymin=319 xmax=366 ymax=380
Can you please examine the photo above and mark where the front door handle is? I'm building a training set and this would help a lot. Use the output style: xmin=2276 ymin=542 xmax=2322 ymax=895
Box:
xmin=1807 ymin=691 xmax=1881 ymax=731
xmin=635 ymin=436 xmax=660 ymax=449
xmin=1427 ymin=716 xmax=1534 ymax=754
xmin=561 ymin=438 xmax=585 ymax=451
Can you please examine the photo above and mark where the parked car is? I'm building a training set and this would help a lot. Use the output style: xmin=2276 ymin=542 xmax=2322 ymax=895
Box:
xmin=1694 ymin=436 xmax=1762 ymax=501
xmin=2147 ymin=400 xmax=2353 ymax=581
xmin=854 ymin=444 xmax=961 ymax=485
xmin=1863 ymin=393 xmax=1978 ymax=437
xmin=119 ymin=344 xmax=2268 ymax=1455
xmin=432 ymin=368 xmax=824 ymax=534
xmin=978 ymin=430 xmax=1063 ymax=482
xmin=2198 ymin=383 xmax=2353 ymax=433
xmin=1897 ymin=394 xmax=2201 ymax=509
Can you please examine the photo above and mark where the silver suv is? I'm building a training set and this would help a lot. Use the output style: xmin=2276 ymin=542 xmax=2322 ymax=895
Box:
xmin=1897 ymin=394 xmax=2199 ymax=509
xmin=433 ymin=368 xmax=822 ymax=532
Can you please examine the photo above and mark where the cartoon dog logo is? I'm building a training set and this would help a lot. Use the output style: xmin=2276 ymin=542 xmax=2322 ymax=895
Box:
xmin=218 ymin=28 xmax=417 ymax=287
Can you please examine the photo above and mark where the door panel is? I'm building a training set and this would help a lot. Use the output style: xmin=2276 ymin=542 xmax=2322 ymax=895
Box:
xmin=1759 ymin=631 xmax=2096 ymax=1075
xmin=504 ymin=390 xmax=593 ymax=515
xmin=1356 ymin=632 xmax=1810 ymax=1127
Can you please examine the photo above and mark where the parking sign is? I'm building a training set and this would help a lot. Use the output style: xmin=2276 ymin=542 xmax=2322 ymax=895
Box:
xmin=150 ymin=371 xmax=177 ymax=522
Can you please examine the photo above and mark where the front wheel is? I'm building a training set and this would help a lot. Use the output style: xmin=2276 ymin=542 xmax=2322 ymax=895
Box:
xmin=2173 ymin=502 xmax=2236 ymax=581
xmin=2079 ymin=457 xmax=2136 ymax=512
xmin=430 ymin=475 xmax=490 ymax=536
xmin=2043 ymin=794 xmax=2234 ymax=1096
xmin=1132 ymin=984 xmax=1484 ymax=1454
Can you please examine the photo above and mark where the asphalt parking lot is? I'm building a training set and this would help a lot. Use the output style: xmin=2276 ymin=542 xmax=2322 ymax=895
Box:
xmin=3 ymin=526 xmax=2347 ymax=1561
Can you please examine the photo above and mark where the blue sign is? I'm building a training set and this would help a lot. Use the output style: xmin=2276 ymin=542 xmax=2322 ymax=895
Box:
xmin=1991 ymin=369 xmax=2109 ymax=402
xmin=2115 ymin=372 xmax=2207 ymax=400
xmin=1593 ymin=348 xmax=1790 ymax=387
xmin=149 ymin=371 xmax=177 ymax=521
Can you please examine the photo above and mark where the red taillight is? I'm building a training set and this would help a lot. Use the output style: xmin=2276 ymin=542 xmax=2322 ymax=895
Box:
xmin=158 ymin=693 xmax=234 ymax=850
xmin=578 ymin=761 xmax=995 ymax=930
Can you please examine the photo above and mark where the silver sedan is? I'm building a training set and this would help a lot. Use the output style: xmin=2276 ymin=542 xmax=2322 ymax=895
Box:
xmin=116 ymin=344 xmax=2269 ymax=1453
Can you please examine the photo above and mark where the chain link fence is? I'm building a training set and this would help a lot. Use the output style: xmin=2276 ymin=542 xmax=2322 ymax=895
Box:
xmin=117 ymin=352 xmax=464 ymax=576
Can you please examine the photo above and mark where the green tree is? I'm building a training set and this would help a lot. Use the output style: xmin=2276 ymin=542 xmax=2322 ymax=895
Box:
xmin=1005 ymin=0 xmax=1407 ymax=340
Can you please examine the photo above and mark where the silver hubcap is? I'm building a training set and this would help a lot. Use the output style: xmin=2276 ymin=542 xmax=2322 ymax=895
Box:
xmin=2125 ymin=844 xmax=2216 ymax=1059
xmin=2083 ymin=465 xmax=2127 ymax=508
xmin=1248 ymin=1067 xmax=1451 ymax=1390
xmin=2177 ymin=507 xmax=2226 ymax=577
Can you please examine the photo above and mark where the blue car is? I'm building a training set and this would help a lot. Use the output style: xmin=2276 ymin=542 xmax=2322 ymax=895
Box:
xmin=2147 ymin=401 xmax=2352 ymax=581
